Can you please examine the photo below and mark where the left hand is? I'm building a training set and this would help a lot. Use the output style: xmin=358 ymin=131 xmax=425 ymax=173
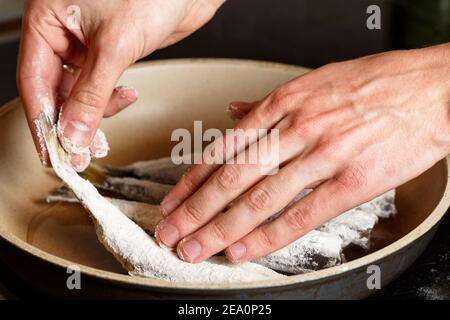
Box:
xmin=156 ymin=43 xmax=450 ymax=263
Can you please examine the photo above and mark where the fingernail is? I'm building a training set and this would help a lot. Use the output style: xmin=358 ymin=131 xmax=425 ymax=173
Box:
xmin=116 ymin=86 xmax=139 ymax=101
xmin=226 ymin=103 xmax=245 ymax=119
xmin=178 ymin=238 xmax=202 ymax=262
xmin=226 ymin=103 xmax=239 ymax=114
xmin=61 ymin=120 xmax=92 ymax=150
xmin=90 ymin=129 xmax=110 ymax=158
xmin=155 ymin=222 xmax=180 ymax=247
xmin=225 ymin=104 xmax=235 ymax=114
xmin=160 ymin=198 xmax=180 ymax=217
xmin=227 ymin=242 xmax=246 ymax=262
xmin=69 ymin=151 xmax=91 ymax=172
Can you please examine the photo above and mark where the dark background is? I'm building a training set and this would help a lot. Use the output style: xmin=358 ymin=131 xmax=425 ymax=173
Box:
xmin=0 ymin=0 xmax=449 ymax=299
xmin=2 ymin=0 xmax=449 ymax=106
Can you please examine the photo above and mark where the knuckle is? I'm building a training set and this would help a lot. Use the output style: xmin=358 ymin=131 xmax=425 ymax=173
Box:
xmin=71 ymin=89 xmax=105 ymax=112
xmin=181 ymin=171 xmax=199 ymax=194
xmin=216 ymin=165 xmax=241 ymax=190
xmin=284 ymin=205 xmax=312 ymax=232
xmin=262 ymin=89 xmax=289 ymax=116
xmin=247 ymin=187 xmax=273 ymax=212
xmin=336 ymin=165 xmax=367 ymax=192
xmin=263 ymin=85 xmax=310 ymax=119
xmin=95 ymin=31 xmax=133 ymax=66
xmin=255 ymin=227 xmax=274 ymax=249
xmin=271 ymin=86 xmax=292 ymax=107
xmin=183 ymin=201 xmax=204 ymax=225
xmin=210 ymin=220 xmax=228 ymax=242
xmin=314 ymin=139 xmax=343 ymax=164
xmin=264 ymin=99 xmax=283 ymax=117
xmin=291 ymin=117 xmax=317 ymax=139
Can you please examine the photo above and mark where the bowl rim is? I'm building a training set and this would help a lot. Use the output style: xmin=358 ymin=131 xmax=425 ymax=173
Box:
xmin=0 ymin=58 xmax=449 ymax=291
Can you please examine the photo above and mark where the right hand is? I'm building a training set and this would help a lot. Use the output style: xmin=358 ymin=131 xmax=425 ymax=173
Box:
xmin=17 ymin=0 xmax=224 ymax=170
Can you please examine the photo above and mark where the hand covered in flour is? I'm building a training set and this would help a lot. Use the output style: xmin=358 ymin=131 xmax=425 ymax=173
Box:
xmin=17 ymin=0 xmax=225 ymax=171
xmin=157 ymin=43 xmax=450 ymax=263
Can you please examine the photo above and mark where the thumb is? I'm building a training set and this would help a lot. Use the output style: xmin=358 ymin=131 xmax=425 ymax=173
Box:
xmin=58 ymin=51 xmax=125 ymax=153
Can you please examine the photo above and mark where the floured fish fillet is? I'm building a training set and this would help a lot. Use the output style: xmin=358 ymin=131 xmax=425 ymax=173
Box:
xmin=319 ymin=190 xmax=396 ymax=249
xmin=47 ymin=169 xmax=397 ymax=275
xmin=46 ymin=189 xmax=80 ymax=204
xmin=255 ymin=230 xmax=343 ymax=274
xmin=47 ymin=189 xmax=163 ymax=234
xmin=318 ymin=210 xmax=378 ymax=249
xmin=37 ymin=114 xmax=283 ymax=283
xmin=82 ymin=165 xmax=173 ymax=204
xmin=103 ymin=156 xmax=191 ymax=185
xmin=255 ymin=190 xmax=396 ymax=273
xmin=102 ymin=176 xmax=173 ymax=204
xmin=356 ymin=190 xmax=397 ymax=219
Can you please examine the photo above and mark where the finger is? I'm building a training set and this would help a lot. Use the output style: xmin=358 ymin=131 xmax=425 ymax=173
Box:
xmin=172 ymin=152 xmax=337 ymax=263
xmin=226 ymin=101 xmax=258 ymax=120
xmin=17 ymin=24 xmax=63 ymax=166
xmin=58 ymin=66 xmax=81 ymax=104
xmin=224 ymin=173 xmax=367 ymax=262
xmin=55 ymin=34 xmax=87 ymax=67
xmin=59 ymin=68 xmax=138 ymax=118
xmin=161 ymin=104 xmax=356 ymax=218
xmin=224 ymin=118 xmax=386 ymax=262
xmin=55 ymin=38 xmax=89 ymax=105
xmin=161 ymin=94 xmax=288 ymax=216
xmin=103 ymin=86 xmax=139 ymax=118
xmin=156 ymin=127 xmax=305 ymax=248
xmin=57 ymin=48 xmax=127 ymax=154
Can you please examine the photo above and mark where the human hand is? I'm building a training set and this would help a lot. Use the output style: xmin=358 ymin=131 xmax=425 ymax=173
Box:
xmin=17 ymin=0 xmax=224 ymax=170
xmin=156 ymin=43 xmax=450 ymax=263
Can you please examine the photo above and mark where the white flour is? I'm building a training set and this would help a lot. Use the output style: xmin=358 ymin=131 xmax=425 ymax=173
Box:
xmin=34 ymin=119 xmax=49 ymax=166
xmin=55 ymin=104 xmax=90 ymax=156
xmin=355 ymin=191 xmax=397 ymax=219
xmin=256 ymin=190 xmax=396 ymax=273
xmin=55 ymin=103 xmax=109 ymax=159
xmin=255 ymin=230 xmax=343 ymax=274
xmin=38 ymin=114 xmax=283 ymax=283
xmin=319 ymin=190 xmax=396 ymax=249
xmin=90 ymin=129 xmax=110 ymax=158
xmin=319 ymin=210 xmax=378 ymax=249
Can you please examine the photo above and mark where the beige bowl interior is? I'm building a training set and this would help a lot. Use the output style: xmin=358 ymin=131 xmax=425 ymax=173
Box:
xmin=0 ymin=59 xmax=449 ymax=290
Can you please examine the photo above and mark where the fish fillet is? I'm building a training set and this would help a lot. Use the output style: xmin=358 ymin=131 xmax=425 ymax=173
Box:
xmin=105 ymin=156 xmax=191 ymax=185
xmin=37 ymin=114 xmax=283 ymax=283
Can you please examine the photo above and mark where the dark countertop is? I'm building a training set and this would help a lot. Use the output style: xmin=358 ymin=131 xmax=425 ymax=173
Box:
xmin=0 ymin=0 xmax=449 ymax=298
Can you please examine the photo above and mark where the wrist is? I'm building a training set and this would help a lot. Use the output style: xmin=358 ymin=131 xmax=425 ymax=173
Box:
xmin=408 ymin=43 xmax=450 ymax=155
